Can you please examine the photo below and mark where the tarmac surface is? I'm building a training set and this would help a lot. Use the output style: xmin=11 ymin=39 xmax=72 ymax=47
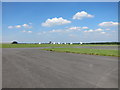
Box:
xmin=2 ymin=47 xmax=118 ymax=88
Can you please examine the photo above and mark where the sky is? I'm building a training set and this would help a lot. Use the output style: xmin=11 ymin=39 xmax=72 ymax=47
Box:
xmin=2 ymin=2 xmax=118 ymax=43
xmin=0 ymin=2 xmax=1 ymax=42
xmin=2 ymin=0 xmax=120 ymax=2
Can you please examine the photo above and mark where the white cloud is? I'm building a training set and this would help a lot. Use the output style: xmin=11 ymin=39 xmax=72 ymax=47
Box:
xmin=41 ymin=17 xmax=71 ymax=27
xmin=101 ymin=32 xmax=106 ymax=34
xmin=84 ymin=28 xmax=103 ymax=33
xmin=22 ymin=30 xmax=32 ymax=33
xmin=39 ymin=26 xmax=89 ymax=35
xmin=50 ymin=27 xmax=82 ymax=33
xmin=22 ymin=24 xmax=32 ymax=28
xmin=81 ymin=27 xmax=89 ymax=29
xmin=68 ymin=26 xmax=89 ymax=30
xmin=8 ymin=26 xmax=14 ymax=29
xmin=23 ymin=24 xmax=29 ymax=27
xmin=84 ymin=29 xmax=94 ymax=32
xmin=38 ymin=29 xmax=65 ymax=34
xmin=38 ymin=26 xmax=104 ymax=35
xmin=72 ymin=11 xmax=94 ymax=20
xmin=98 ymin=21 xmax=119 ymax=27
xmin=50 ymin=29 xmax=62 ymax=33
xmin=88 ymin=29 xmax=94 ymax=32
xmin=95 ymin=28 xmax=103 ymax=31
xmin=50 ymin=29 xmax=68 ymax=33
xmin=15 ymin=25 xmax=21 ymax=28
xmin=28 ymin=31 xmax=32 ymax=33
xmin=84 ymin=29 xmax=107 ymax=35
xmin=8 ymin=23 xmax=32 ymax=29
xmin=68 ymin=27 xmax=81 ymax=30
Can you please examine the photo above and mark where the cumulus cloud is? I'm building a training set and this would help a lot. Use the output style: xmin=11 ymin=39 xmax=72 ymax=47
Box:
xmin=50 ymin=29 xmax=70 ymax=33
xmin=22 ymin=30 xmax=32 ymax=33
xmin=68 ymin=27 xmax=81 ymax=30
xmin=15 ymin=25 xmax=21 ymax=28
xmin=95 ymin=28 xmax=103 ymax=31
xmin=22 ymin=24 xmax=32 ymax=28
xmin=83 ymin=28 xmax=108 ymax=35
xmin=28 ymin=31 xmax=32 ymax=33
xmin=98 ymin=21 xmax=119 ymax=27
xmin=39 ymin=26 xmax=89 ymax=35
xmin=68 ymin=26 xmax=88 ymax=31
xmin=23 ymin=24 xmax=29 ymax=27
xmin=50 ymin=29 xmax=63 ymax=33
xmin=38 ymin=26 xmax=105 ymax=35
xmin=84 ymin=28 xmax=103 ymax=33
xmin=8 ymin=26 xmax=14 ymax=29
xmin=41 ymin=17 xmax=71 ymax=27
xmin=101 ymin=32 xmax=106 ymax=34
xmin=38 ymin=29 xmax=71 ymax=34
xmin=72 ymin=11 xmax=94 ymax=20
xmin=50 ymin=27 xmax=82 ymax=33
xmin=8 ymin=23 xmax=32 ymax=29
xmin=81 ymin=27 xmax=89 ymax=29
xmin=84 ymin=29 xmax=94 ymax=32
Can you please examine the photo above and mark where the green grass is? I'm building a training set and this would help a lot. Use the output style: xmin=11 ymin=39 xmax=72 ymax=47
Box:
xmin=0 ymin=44 xmax=2 ymax=48
xmin=2 ymin=44 xmax=76 ymax=48
xmin=1 ymin=44 xmax=68 ymax=48
xmin=42 ymin=48 xmax=119 ymax=57
xmin=2 ymin=44 xmax=119 ymax=57
xmin=1 ymin=44 xmax=118 ymax=48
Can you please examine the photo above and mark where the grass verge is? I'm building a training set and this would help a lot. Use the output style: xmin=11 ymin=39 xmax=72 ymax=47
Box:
xmin=42 ymin=48 xmax=119 ymax=57
xmin=1 ymin=44 xmax=118 ymax=48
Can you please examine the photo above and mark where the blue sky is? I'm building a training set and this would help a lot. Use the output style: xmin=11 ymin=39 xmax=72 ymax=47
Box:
xmin=2 ymin=2 xmax=118 ymax=43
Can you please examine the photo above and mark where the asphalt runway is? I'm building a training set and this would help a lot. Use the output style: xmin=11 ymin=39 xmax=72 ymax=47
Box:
xmin=2 ymin=48 xmax=118 ymax=88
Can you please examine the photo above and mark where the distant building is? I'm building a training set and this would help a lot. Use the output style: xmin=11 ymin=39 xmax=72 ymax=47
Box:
xmin=70 ymin=42 xmax=73 ymax=45
xmin=53 ymin=42 xmax=56 ymax=44
xmin=39 ymin=42 xmax=41 ymax=44
xmin=58 ymin=42 xmax=60 ymax=44
xmin=49 ymin=41 xmax=52 ymax=44
xmin=11 ymin=41 xmax=18 ymax=44
xmin=80 ymin=42 xmax=83 ymax=45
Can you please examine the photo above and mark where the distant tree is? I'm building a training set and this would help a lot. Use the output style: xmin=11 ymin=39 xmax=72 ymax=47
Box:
xmin=11 ymin=41 xmax=18 ymax=44
xmin=49 ymin=41 xmax=52 ymax=44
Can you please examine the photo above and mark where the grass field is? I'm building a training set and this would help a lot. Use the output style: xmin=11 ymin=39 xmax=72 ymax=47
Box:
xmin=1 ymin=44 xmax=119 ymax=57
xmin=43 ymin=48 xmax=119 ymax=57
xmin=2 ymin=44 xmax=76 ymax=48
xmin=1 ymin=44 xmax=118 ymax=48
